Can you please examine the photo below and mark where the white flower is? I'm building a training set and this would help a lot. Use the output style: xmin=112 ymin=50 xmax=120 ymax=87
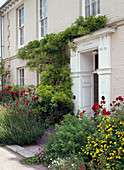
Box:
xmin=48 ymin=165 xmax=50 ymax=168
xmin=72 ymin=164 xmax=74 ymax=166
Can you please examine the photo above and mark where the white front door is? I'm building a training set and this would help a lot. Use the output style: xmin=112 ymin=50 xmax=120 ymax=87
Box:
xmin=79 ymin=52 xmax=94 ymax=116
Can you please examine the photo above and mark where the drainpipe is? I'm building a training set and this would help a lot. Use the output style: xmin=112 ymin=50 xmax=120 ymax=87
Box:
xmin=0 ymin=13 xmax=3 ymax=90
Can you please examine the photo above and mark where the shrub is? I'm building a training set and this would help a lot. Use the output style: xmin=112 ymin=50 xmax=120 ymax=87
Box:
xmin=38 ymin=113 xmax=95 ymax=166
xmin=80 ymin=97 xmax=124 ymax=170
xmin=0 ymin=105 xmax=44 ymax=146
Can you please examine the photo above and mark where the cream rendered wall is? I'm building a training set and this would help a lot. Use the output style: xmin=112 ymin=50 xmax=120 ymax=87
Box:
xmin=100 ymin=0 xmax=124 ymax=101
xmin=3 ymin=0 xmax=38 ymax=86
xmin=47 ymin=0 xmax=80 ymax=34
xmin=111 ymin=25 xmax=124 ymax=100
xmin=101 ymin=0 xmax=124 ymax=24
xmin=3 ymin=0 xmax=80 ymax=86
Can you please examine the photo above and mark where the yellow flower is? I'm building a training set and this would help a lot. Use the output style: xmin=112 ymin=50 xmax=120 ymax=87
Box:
xmin=113 ymin=151 xmax=116 ymax=153
xmin=79 ymin=152 xmax=81 ymax=154
xmin=102 ymin=117 xmax=105 ymax=120
xmin=106 ymin=163 xmax=109 ymax=166
xmin=96 ymin=148 xmax=99 ymax=153
xmin=119 ymin=147 xmax=122 ymax=150
xmin=116 ymin=156 xmax=121 ymax=159
xmin=90 ymin=153 xmax=92 ymax=155
xmin=109 ymin=141 xmax=112 ymax=144
xmin=114 ymin=142 xmax=116 ymax=144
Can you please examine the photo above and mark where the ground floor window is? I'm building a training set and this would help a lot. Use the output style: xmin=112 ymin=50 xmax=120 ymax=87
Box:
xmin=18 ymin=68 xmax=24 ymax=86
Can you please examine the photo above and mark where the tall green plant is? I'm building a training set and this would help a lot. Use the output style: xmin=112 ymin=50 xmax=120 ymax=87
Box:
xmin=17 ymin=15 xmax=107 ymax=119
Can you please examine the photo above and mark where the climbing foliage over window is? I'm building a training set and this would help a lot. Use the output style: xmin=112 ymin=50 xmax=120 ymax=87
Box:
xmin=17 ymin=15 xmax=107 ymax=113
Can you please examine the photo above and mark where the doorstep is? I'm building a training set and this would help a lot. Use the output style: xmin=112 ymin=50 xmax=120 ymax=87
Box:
xmin=6 ymin=145 xmax=38 ymax=158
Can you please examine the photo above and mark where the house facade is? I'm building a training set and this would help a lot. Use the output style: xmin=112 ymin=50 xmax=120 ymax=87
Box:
xmin=0 ymin=0 xmax=124 ymax=114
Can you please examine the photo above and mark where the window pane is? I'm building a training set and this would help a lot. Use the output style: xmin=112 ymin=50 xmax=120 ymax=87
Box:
xmin=85 ymin=5 xmax=90 ymax=18
xmin=43 ymin=0 xmax=46 ymax=7
xmin=41 ymin=20 xmax=44 ymax=37
xmin=44 ymin=19 xmax=47 ymax=36
xmin=19 ymin=18 xmax=21 ymax=27
xmin=85 ymin=0 xmax=90 ymax=5
xmin=98 ymin=0 xmax=100 ymax=14
xmin=40 ymin=8 xmax=42 ymax=19
xmin=19 ymin=9 xmax=21 ymax=19
xmin=40 ymin=0 xmax=42 ymax=8
xmin=21 ymin=17 xmax=24 ymax=25
xmin=22 ymin=69 xmax=24 ymax=77
xmin=21 ymin=8 xmax=24 ymax=17
xmin=92 ymin=1 xmax=97 ymax=15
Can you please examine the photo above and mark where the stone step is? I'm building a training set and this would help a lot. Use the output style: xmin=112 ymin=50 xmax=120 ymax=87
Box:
xmin=6 ymin=145 xmax=35 ymax=158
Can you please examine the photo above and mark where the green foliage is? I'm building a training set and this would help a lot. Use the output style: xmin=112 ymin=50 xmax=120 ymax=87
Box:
xmin=40 ymin=114 xmax=95 ymax=165
xmin=0 ymin=105 xmax=44 ymax=146
xmin=17 ymin=15 xmax=107 ymax=127
xmin=20 ymin=154 xmax=41 ymax=165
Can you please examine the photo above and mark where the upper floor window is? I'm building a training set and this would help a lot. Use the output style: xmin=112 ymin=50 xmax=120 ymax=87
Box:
xmin=39 ymin=0 xmax=47 ymax=38
xmin=19 ymin=7 xmax=24 ymax=46
xmin=84 ymin=0 xmax=100 ymax=18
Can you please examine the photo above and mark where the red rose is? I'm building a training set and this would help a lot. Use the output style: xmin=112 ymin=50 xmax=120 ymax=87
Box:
xmin=8 ymin=97 xmax=10 ymax=100
xmin=0 ymin=96 xmax=2 ymax=100
xmin=101 ymin=101 xmax=106 ymax=104
xmin=28 ymin=88 xmax=31 ymax=92
xmin=26 ymin=100 xmax=29 ymax=103
xmin=33 ymin=91 xmax=35 ymax=95
xmin=23 ymin=99 xmax=25 ymax=102
xmin=8 ymin=86 xmax=12 ymax=89
xmin=106 ymin=111 xmax=111 ymax=115
xmin=5 ymin=89 xmax=9 ymax=91
xmin=16 ymin=101 xmax=19 ymax=105
xmin=25 ymin=94 xmax=27 ymax=96
xmin=102 ymin=108 xmax=107 ymax=115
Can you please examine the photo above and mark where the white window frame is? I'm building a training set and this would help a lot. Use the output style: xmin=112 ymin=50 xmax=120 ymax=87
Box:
xmin=38 ymin=0 xmax=47 ymax=39
xmin=18 ymin=68 xmax=24 ymax=87
xmin=18 ymin=7 xmax=24 ymax=48
xmin=82 ymin=0 xmax=100 ymax=18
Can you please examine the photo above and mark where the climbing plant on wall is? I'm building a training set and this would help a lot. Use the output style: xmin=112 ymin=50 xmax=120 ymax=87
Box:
xmin=17 ymin=15 xmax=107 ymax=119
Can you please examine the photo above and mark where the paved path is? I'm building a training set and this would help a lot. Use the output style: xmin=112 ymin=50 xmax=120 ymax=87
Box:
xmin=0 ymin=147 xmax=49 ymax=170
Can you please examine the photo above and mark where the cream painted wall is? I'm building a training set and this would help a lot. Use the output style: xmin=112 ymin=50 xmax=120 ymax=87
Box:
xmin=101 ymin=0 xmax=124 ymax=24
xmin=2 ymin=0 xmax=81 ymax=86
xmin=111 ymin=25 xmax=124 ymax=100
xmin=47 ymin=0 xmax=80 ymax=34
